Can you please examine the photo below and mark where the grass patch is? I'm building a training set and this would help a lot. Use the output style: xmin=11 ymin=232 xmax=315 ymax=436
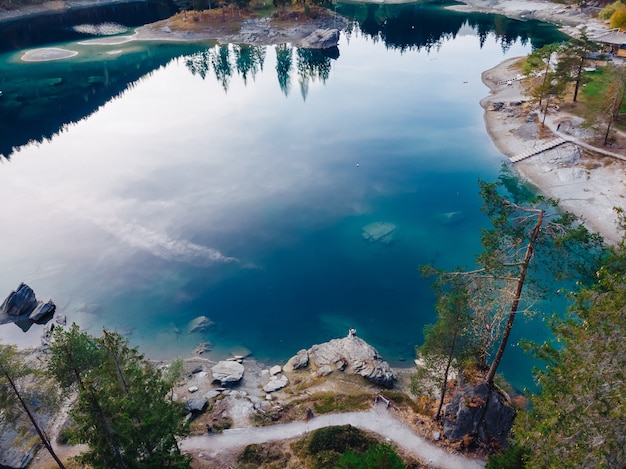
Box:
xmin=311 ymin=392 xmax=372 ymax=414
xmin=291 ymin=425 xmax=406 ymax=469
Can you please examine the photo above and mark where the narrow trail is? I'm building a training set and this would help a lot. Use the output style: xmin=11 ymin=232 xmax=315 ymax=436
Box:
xmin=180 ymin=401 xmax=485 ymax=469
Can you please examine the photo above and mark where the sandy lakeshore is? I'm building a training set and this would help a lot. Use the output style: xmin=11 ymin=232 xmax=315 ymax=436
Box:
xmin=481 ymin=56 xmax=626 ymax=245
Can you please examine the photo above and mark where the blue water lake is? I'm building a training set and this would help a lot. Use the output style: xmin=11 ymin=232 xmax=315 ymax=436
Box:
xmin=0 ymin=1 xmax=567 ymax=390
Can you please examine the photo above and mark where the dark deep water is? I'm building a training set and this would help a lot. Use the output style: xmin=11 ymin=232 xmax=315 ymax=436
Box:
xmin=0 ymin=1 xmax=567 ymax=390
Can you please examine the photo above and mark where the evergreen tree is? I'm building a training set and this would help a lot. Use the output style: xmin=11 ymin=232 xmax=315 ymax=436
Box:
xmin=425 ymin=180 xmax=604 ymax=388
xmin=515 ymin=265 xmax=626 ymax=467
xmin=414 ymin=275 xmax=476 ymax=420
xmin=47 ymin=325 xmax=191 ymax=469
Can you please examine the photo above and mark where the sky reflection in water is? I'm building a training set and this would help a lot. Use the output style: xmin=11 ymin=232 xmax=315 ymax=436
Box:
xmin=0 ymin=4 xmax=567 ymax=390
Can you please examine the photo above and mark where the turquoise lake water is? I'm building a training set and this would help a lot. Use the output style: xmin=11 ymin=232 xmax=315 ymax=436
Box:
xmin=0 ymin=1 xmax=567 ymax=390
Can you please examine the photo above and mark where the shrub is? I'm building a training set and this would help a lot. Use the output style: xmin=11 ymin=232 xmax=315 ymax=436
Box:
xmin=336 ymin=443 xmax=405 ymax=469
xmin=599 ymin=0 xmax=625 ymax=20
xmin=609 ymin=5 xmax=626 ymax=28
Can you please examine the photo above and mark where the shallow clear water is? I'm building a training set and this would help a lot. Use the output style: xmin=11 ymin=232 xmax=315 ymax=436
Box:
xmin=0 ymin=2 xmax=567 ymax=390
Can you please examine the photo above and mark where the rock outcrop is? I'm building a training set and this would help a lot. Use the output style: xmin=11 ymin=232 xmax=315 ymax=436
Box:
xmin=442 ymin=382 xmax=516 ymax=447
xmin=285 ymin=335 xmax=396 ymax=387
xmin=211 ymin=360 xmax=245 ymax=385
xmin=283 ymin=348 xmax=309 ymax=372
xmin=299 ymin=28 xmax=340 ymax=49
xmin=0 ymin=283 xmax=56 ymax=326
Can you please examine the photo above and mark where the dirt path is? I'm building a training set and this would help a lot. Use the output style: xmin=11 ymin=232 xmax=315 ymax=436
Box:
xmin=180 ymin=401 xmax=485 ymax=469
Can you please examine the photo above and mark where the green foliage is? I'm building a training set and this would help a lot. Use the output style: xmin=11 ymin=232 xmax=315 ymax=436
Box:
xmin=609 ymin=5 xmax=626 ymax=28
xmin=47 ymin=325 xmax=191 ymax=469
xmin=311 ymin=392 xmax=371 ymax=414
xmin=485 ymin=443 xmax=528 ymax=469
xmin=239 ymin=443 xmax=287 ymax=467
xmin=308 ymin=425 xmax=374 ymax=454
xmin=423 ymin=178 xmax=606 ymax=391
xmin=292 ymin=426 xmax=404 ymax=469
xmin=599 ymin=0 xmax=625 ymax=20
xmin=336 ymin=443 xmax=405 ymax=469
xmin=514 ymin=265 xmax=626 ymax=468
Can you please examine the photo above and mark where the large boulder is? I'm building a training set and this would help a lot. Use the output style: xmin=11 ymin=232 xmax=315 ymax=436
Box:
xmin=211 ymin=360 xmax=245 ymax=385
xmin=263 ymin=374 xmax=289 ymax=393
xmin=299 ymin=29 xmax=340 ymax=49
xmin=29 ymin=300 xmax=56 ymax=322
xmin=283 ymin=349 xmax=309 ymax=372
xmin=288 ymin=335 xmax=396 ymax=387
xmin=186 ymin=397 xmax=208 ymax=413
xmin=442 ymin=382 xmax=516 ymax=447
xmin=1 ymin=283 xmax=38 ymax=317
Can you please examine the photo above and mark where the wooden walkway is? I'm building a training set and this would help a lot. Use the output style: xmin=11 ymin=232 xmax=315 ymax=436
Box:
xmin=509 ymin=137 xmax=567 ymax=163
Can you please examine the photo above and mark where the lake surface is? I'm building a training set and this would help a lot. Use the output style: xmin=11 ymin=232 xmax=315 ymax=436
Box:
xmin=0 ymin=1 xmax=566 ymax=390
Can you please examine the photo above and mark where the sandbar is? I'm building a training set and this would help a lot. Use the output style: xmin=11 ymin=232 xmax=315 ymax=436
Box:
xmin=21 ymin=47 xmax=78 ymax=62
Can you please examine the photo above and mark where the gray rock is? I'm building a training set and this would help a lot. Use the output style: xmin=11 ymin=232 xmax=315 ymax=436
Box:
xmin=211 ymin=360 xmax=245 ymax=385
xmin=29 ymin=300 xmax=56 ymax=321
xmin=442 ymin=382 xmax=515 ymax=446
xmin=299 ymin=28 xmax=340 ymax=49
xmin=317 ymin=364 xmax=334 ymax=377
xmin=186 ymin=397 xmax=208 ymax=413
xmin=187 ymin=315 xmax=215 ymax=334
xmin=0 ymin=425 xmax=36 ymax=469
xmin=1 ymin=283 xmax=38 ymax=317
xmin=309 ymin=336 xmax=396 ymax=387
xmin=284 ymin=349 xmax=309 ymax=372
xmin=203 ymin=390 xmax=221 ymax=400
xmin=263 ymin=375 xmax=289 ymax=393
xmin=269 ymin=365 xmax=282 ymax=376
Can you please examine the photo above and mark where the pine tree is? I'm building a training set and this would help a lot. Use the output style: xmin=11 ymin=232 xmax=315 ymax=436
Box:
xmin=515 ymin=266 xmax=626 ymax=467
xmin=47 ymin=325 xmax=191 ymax=469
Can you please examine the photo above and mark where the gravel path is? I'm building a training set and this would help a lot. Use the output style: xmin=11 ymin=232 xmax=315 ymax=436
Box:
xmin=180 ymin=401 xmax=485 ymax=469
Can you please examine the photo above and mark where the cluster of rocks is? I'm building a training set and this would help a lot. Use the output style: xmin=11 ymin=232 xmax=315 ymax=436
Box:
xmin=284 ymin=333 xmax=396 ymax=388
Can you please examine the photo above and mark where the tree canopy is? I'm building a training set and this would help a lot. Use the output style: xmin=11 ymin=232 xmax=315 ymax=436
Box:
xmin=47 ymin=325 xmax=191 ymax=469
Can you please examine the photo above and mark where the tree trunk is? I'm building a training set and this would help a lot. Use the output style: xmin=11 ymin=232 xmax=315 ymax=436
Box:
xmin=603 ymin=118 xmax=613 ymax=146
xmin=435 ymin=328 xmax=458 ymax=421
xmin=542 ymin=95 xmax=550 ymax=127
xmin=0 ymin=362 xmax=67 ymax=469
xmin=485 ymin=210 xmax=543 ymax=387
xmin=572 ymin=57 xmax=583 ymax=103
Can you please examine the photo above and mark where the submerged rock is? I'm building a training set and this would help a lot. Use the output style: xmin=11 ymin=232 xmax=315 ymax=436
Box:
xmin=187 ymin=315 xmax=215 ymax=334
xmin=361 ymin=222 xmax=397 ymax=245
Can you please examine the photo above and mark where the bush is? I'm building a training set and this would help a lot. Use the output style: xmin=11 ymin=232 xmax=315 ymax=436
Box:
xmin=336 ymin=443 xmax=405 ymax=469
xmin=609 ymin=6 xmax=626 ymax=28
xmin=599 ymin=1 xmax=625 ymax=20
xmin=485 ymin=443 xmax=529 ymax=469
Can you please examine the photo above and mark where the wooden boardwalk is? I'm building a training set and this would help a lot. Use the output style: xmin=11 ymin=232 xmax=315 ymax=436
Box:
xmin=509 ymin=137 xmax=567 ymax=163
